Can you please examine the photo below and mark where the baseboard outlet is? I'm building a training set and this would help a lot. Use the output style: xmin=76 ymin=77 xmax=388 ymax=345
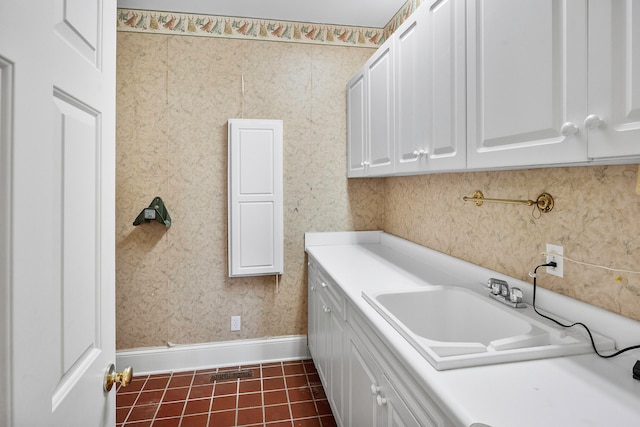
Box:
xmin=116 ymin=335 xmax=310 ymax=376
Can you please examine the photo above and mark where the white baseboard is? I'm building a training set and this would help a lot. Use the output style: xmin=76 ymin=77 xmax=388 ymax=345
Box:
xmin=116 ymin=335 xmax=310 ymax=376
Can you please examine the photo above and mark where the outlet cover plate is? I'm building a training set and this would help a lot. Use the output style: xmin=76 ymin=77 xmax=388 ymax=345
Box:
xmin=546 ymin=244 xmax=564 ymax=278
xmin=231 ymin=315 xmax=241 ymax=331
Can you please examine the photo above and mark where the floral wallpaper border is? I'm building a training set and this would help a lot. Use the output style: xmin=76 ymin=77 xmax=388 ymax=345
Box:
xmin=117 ymin=1 xmax=419 ymax=47
xmin=384 ymin=0 xmax=419 ymax=40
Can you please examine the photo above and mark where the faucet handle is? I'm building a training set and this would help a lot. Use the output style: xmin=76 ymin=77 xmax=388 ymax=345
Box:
xmin=487 ymin=278 xmax=507 ymax=295
xmin=509 ymin=287 xmax=523 ymax=303
xmin=500 ymin=283 xmax=509 ymax=298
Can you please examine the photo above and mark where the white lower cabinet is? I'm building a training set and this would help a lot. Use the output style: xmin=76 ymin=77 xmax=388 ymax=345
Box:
xmin=308 ymin=260 xmax=345 ymax=426
xmin=346 ymin=326 xmax=422 ymax=427
xmin=308 ymin=256 xmax=454 ymax=427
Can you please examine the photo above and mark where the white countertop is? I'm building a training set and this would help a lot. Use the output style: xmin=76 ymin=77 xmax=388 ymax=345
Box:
xmin=305 ymin=231 xmax=640 ymax=427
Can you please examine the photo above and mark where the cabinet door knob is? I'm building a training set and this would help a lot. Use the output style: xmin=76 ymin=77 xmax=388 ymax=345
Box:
xmin=560 ymin=122 xmax=579 ymax=136
xmin=584 ymin=114 xmax=604 ymax=130
xmin=321 ymin=282 xmax=328 ymax=288
xmin=311 ymin=285 xmax=316 ymax=291
xmin=370 ymin=384 xmax=381 ymax=395
xmin=323 ymin=305 xmax=331 ymax=313
xmin=376 ymin=394 xmax=387 ymax=406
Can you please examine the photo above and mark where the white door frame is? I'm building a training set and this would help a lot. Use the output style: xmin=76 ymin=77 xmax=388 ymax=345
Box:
xmin=0 ymin=52 xmax=13 ymax=427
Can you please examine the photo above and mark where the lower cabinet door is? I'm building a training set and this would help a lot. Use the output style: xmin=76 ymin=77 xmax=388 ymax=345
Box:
xmin=346 ymin=330 xmax=382 ymax=427
xmin=380 ymin=374 xmax=421 ymax=427
xmin=328 ymin=311 xmax=345 ymax=426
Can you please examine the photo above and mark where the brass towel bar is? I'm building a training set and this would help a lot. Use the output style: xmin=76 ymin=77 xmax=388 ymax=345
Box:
xmin=462 ymin=191 xmax=554 ymax=213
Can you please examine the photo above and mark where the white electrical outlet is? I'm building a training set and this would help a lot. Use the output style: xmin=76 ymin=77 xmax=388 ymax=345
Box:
xmin=546 ymin=244 xmax=564 ymax=278
xmin=230 ymin=315 xmax=241 ymax=331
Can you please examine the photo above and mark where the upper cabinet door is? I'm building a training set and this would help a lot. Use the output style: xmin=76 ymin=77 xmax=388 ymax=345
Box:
xmin=395 ymin=6 xmax=428 ymax=174
xmin=466 ymin=0 xmax=589 ymax=169
xmin=367 ymin=39 xmax=396 ymax=175
xmin=424 ymin=0 xmax=466 ymax=172
xmin=347 ymin=72 xmax=368 ymax=177
xmin=587 ymin=0 xmax=640 ymax=158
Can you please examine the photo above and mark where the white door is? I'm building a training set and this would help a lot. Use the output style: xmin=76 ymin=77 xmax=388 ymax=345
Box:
xmin=466 ymin=0 xmax=589 ymax=169
xmin=0 ymin=0 xmax=117 ymax=426
xmin=587 ymin=0 xmax=640 ymax=158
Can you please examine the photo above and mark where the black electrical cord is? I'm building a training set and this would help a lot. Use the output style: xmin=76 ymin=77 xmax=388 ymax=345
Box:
xmin=532 ymin=262 xmax=640 ymax=358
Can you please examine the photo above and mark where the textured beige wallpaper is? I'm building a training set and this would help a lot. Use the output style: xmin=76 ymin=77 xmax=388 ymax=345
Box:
xmin=115 ymin=33 xmax=383 ymax=350
xmin=385 ymin=165 xmax=640 ymax=322
xmin=117 ymin=31 xmax=640 ymax=352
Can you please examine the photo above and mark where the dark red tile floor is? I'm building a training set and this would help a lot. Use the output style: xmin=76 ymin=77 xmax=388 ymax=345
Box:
xmin=116 ymin=359 xmax=337 ymax=427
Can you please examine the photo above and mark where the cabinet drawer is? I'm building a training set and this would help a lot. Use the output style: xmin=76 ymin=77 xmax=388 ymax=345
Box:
xmin=315 ymin=265 xmax=346 ymax=320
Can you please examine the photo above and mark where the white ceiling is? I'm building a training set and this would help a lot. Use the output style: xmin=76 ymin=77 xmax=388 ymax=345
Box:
xmin=116 ymin=0 xmax=409 ymax=28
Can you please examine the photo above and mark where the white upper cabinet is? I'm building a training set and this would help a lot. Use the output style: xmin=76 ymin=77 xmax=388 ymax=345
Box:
xmin=347 ymin=72 xmax=367 ymax=177
xmin=423 ymin=0 xmax=466 ymax=172
xmin=347 ymin=37 xmax=395 ymax=177
xmin=394 ymin=5 xmax=429 ymax=174
xmin=348 ymin=0 xmax=640 ymax=177
xmin=587 ymin=0 xmax=640 ymax=158
xmin=391 ymin=0 xmax=467 ymax=175
xmin=466 ymin=0 xmax=589 ymax=169
xmin=368 ymin=39 xmax=396 ymax=175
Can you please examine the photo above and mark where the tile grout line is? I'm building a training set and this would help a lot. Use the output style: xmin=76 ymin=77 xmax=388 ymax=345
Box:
xmin=285 ymin=367 xmax=295 ymax=427
xmin=176 ymin=370 xmax=195 ymax=427
xmin=149 ymin=372 xmax=174 ymax=424
xmin=121 ymin=374 xmax=149 ymax=426
xmin=259 ymin=363 xmax=267 ymax=427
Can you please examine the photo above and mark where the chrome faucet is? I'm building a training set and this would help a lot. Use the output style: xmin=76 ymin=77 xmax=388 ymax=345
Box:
xmin=486 ymin=278 xmax=526 ymax=308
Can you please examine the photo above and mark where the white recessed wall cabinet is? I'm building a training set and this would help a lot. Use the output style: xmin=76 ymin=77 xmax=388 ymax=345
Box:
xmin=347 ymin=36 xmax=395 ymax=177
xmin=228 ymin=119 xmax=283 ymax=277
xmin=347 ymin=0 xmax=640 ymax=177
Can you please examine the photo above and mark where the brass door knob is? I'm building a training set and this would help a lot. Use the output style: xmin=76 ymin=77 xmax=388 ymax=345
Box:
xmin=104 ymin=364 xmax=133 ymax=392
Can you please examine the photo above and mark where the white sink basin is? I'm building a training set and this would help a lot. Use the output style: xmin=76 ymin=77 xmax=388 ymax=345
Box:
xmin=363 ymin=285 xmax=615 ymax=370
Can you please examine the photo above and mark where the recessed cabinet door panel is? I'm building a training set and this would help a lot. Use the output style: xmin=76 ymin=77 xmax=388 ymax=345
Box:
xmin=367 ymin=42 xmax=395 ymax=175
xmin=381 ymin=375 xmax=421 ymax=427
xmin=425 ymin=0 xmax=466 ymax=171
xmin=346 ymin=331 xmax=381 ymax=427
xmin=347 ymin=72 xmax=367 ymax=177
xmin=228 ymin=119 xmax=283 ymax=277
xmin=395 ymin=8 xmax=428 ymax=174
xmin=467 ymin=0 xmax=588 ymax=168
xmin=329 ymin=310 xmax=345 ymax=426
xmin=588 ymin=0 xmax=640 ymax=158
